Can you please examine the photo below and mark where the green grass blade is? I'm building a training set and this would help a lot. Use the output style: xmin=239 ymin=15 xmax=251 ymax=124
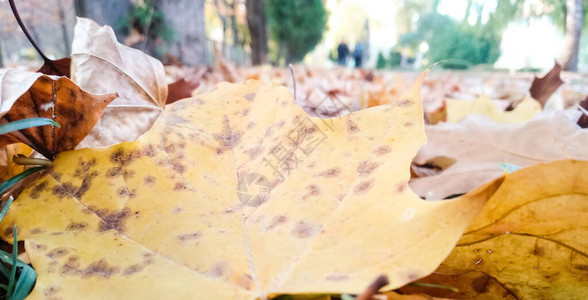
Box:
xmin=0 ymin=118 xmax=59 ymax=136
xmin=10 ymin=265 xmax=36 ymax=300
xmin=0 ymin=197 xmax=14 ymax=279
xmin=0 ymin=166 xmax=45 ymax=195
xmin=0 ymin=196 xmax=14 ymax=224
xmin=6 ymin=225 xmax=18 ymax=299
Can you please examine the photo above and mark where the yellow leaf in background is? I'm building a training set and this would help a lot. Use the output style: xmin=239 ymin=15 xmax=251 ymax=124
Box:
xmin=446 ymin=95 xmax=540 ymax=124
xmin=0 ymin=76 xmax=503 ymax=299
xmin=0 ymin=143 xmax=33 ymax=181
xmin=402 ymin=160 xmax=588 ymax=299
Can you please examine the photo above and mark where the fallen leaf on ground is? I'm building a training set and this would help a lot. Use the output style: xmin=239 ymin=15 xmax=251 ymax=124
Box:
xmin=401 ymin=160 xmax=588 ymax=299
xmin=578 ymin=96 xmax=588 ymax=128
xmin=445 ymin=95 xmax=540 ymax=124
xmin=71 ymin=18 xmax=168 ymax=148
xmin=0 ymin=68 xmax=117 ymax=159
xmin=529 ymin=63 xmax=564 ymax=108
xmin=0 ymin=76 xmax=503 ymax=299
xmin=166 ymin=67 xmax=207 ymax=104
xmin=37 ymin=57 xmax=72 ymax=77
xmin=410 ymin=110 xmax=588 ymax=200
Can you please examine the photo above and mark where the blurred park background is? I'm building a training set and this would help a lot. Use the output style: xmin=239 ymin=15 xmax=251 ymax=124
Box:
xmin=1 ymin=0 xmax=588 ymax=72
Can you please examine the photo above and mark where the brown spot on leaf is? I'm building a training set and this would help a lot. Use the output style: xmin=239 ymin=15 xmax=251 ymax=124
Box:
xmin=65 ymin=222 xmax=88 ymax=231
xmin=122 ymin=170 xmax=135 ymax=179
xmin=472 ymin=275 xmax=490 ymax=294
xmin=267 ymin=215 xmax=288 ymax=230
xmin=357 ymin=160 xmax=380 ymax=177
xmin=73 ymin=159 xmax=97 ymax=178
xmin=292 ymin=221 xmax=320 ymax=239
xmin=47 ymin=247 xmax=69 ymax=258
xmin=573 ymin=264 xmax=588 ymax=272
xmin=52 ymin=185 xmax=70 ymax=199
xmin=43 ymin=286 xmax=60 ymax=297
xmin=106 ymin=167 xmax=122 ymax=177
xmin=123 ymin=264 xmax=146 ymax=275
xmin=117 ymin=187 xmax=130 ymax=198
xmin=236 ymin=273 xmax=254 ymax=290
xmin=244 ymin=92 xmax=256 ymax=102
xmin=319 ymin=167 xmax=341 ymax=177
xmin=303 ymin=184 xmax=321 ymax=199
xmin=98 ymin=208 xmax=131 ymax=232
xmin=144 ymin=175 xmax=156 ymax=186
xmin=29 ymin=228 xmax=44 ymax=234
xmin=178 ymin=232 xmax=201 ymax=241
xmin=81 ymin=258 xmax=120 ymax=278
xmin=30 ymin=181 xmax=48 ymax=199
xmin=346 ymin=119 xmax=359 ymax=133
xmin=207 ymin=261 xmax=228 ymax=277
xmin=397 ymin=99 xmax=413 ymax=107
xmin=354 ymin=180 xmax=374 ymax=194
xmin=174 ymin=182 xmax=187 ymax=191
xmin=533 ymin=244 xmax=546 ymax=257
xmin=4 ymin=225 xmax=14 ymax=238
xmin=375 ymin=146 xmax=391 ymax=156
xmin=60 ymin=255 xmax=81 ymax=275
xmin=397 ymin=183 xmax=406 ymax=193
xmin=214 ymin=117 xmax=243 ymax=154
xmin=403 ymin=121 xmax=413 ymax=127
xmin=141 ymin=144 xmax=157 ymax=157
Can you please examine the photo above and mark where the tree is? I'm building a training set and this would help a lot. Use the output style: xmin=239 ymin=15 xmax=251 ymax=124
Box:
xmin=246 ymin=0 xmax=268 ymax=65
xmin=559 ymin=0 xmax=583 ymax=71
xmin=73 ymin=0 xmax=132 ymax=40
xmin=157 ymin=0 xmax=207 ymax=66
xmin=266 ymin=0 xmax=327 ymax=64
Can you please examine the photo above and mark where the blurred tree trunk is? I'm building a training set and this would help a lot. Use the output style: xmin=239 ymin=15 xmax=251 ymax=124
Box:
xmin=559 ymin=0 xmax=583 ymax=71
xmin=73 ymin=0 xmax=131 ymax=41
xmin=432 ymin=0 xmax=441 ymax=13
xmin=0 ymin=38 xmax=4 ymax=68
xmin=57 ymin=0 xmax=71 ymax=55
xmin=246 ymin=0 xmax=268 ymax=65
xmin=226 ymin=0 xmax=242 ymax=46
xmin=157 ymin=0 xmax=207 ymax=66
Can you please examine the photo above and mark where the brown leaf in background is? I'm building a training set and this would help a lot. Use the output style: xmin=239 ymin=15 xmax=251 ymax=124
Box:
xmin=529 ymin=62 xmax=564 ymax=107
xmin=578 ymin=96 xmax=588 ymax=128
xmin=71 ymin=18 xmax=168 ymax=148
xmin=37 ymin=57 xmax=71 ymax=77
xmin=166 ymin=67 xmax=207 ymax=104
xmin=0 ymin=69 xmax=117 ymax=159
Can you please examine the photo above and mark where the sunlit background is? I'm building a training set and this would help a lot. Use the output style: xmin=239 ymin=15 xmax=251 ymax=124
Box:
xmin=1 ymin=0 xmax=587 ymax=72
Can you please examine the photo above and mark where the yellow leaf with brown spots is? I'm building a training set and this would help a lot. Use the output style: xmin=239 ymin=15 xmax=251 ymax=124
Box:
xmin=445 ymin=95 xmax=540 ymax=124
xmin=0 ymin=76 xmax=503 ymax=299
xmin=401 ymin=160 xmax=588 ymax=299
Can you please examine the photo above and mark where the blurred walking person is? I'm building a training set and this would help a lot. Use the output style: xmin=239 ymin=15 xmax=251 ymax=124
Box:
xmin=337 ymin=41 xmax=349 ymax=66
xmin=353 ymin=43 xmax=363 ymax=68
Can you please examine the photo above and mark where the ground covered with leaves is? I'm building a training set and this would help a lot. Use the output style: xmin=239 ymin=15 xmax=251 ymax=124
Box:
xmin=0 ymin=18 xmax=586 ymax=300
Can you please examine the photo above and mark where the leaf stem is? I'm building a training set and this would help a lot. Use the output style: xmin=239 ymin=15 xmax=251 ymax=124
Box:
xmin=12 ymin=156 xmax=51 ymax=166
xmin=8 ymin=0 xmax=63 ymax=76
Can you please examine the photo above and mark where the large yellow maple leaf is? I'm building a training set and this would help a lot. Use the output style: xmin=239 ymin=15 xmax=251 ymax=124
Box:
xmin=0 ymin=76 xmax=502 ymax=299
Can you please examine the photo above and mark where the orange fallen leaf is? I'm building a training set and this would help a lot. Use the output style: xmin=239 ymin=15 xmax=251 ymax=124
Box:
xmin=402 ymin=160 xmax=588 ymax=299
xmin=0 ymin=69 xmax=117 ymax=159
